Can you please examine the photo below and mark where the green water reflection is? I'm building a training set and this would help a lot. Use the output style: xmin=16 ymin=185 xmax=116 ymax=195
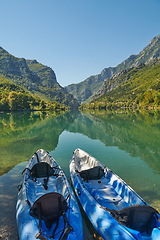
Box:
xmin=1 ymin=109 xmax=160 ymax=239
xmin=0 ymin=111 xmax=79 ymax=175
xmin=0 ymin=109 xmax=160 ymax=210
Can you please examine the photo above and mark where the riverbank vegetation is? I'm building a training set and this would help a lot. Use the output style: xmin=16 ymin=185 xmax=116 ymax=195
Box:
xmin=0 ymin=76 xmax=67 ymax=111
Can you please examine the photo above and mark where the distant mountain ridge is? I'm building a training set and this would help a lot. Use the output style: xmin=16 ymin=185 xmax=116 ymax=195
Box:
xmin=65 ymin=35 xmax=160 ymax=103
xmin=0 ymin=47 xmax=79 ymax=109
xmin=65 ymin=67 xmax=117 ymax=103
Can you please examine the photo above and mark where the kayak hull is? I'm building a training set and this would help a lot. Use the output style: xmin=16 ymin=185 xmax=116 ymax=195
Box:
xmin=70 ymin=148 xmax=160 ymax=240
xmin=16 ymin=149 xmax=83 ymax=240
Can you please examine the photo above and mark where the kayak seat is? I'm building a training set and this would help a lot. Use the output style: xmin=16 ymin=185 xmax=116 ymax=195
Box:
xmin=30 ymin=192 xmax=67 ymax=230
xmin=30 ymin=162 xmax=55 ymax=178
xmin=111 ymin=205 xmax=159 ymax=233
xmin=79 ymin=166 xmax=105 ymax=181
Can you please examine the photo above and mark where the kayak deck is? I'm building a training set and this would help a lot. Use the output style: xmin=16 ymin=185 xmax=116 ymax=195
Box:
xmin=83 ymin=178 xmax=130 ymax=211
xmin=74 ymin=149 xmax=144 ymax=210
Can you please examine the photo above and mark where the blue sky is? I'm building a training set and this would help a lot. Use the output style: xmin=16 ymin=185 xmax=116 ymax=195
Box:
xmin=0 ymin=0 xmax=160 ymax=87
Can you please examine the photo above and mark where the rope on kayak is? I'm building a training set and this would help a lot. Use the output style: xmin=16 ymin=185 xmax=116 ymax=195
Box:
xmin=22 ymin=162 xmax=63 ymax=190
xmin=34 ymin=214 xmax=73 ymax=240
xmin=35 ymin=152 xmax=40 ymax=162
xmin=34 ymin=212 xmax=73 ymax=240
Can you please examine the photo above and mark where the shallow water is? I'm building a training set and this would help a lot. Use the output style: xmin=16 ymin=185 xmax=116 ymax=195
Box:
xmin=0 ymin=109 xmax=160 ymax=239
xmin=0 ymin=162 xmax=27 ymax=239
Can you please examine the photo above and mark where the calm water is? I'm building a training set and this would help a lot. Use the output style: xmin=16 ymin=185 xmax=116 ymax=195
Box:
xmin=0 ymin=109 xmax=160 ymax=239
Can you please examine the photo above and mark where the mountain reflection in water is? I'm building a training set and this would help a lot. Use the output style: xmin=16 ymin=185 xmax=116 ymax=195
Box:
xmin=0 ymin=109 xmax=160 ymax=239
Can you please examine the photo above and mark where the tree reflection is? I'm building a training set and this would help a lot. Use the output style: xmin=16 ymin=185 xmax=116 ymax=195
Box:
xmin=68 ymin=109 xmax=160 ymax=174
xmin=0 ymin=111 xmax=79 ymax=175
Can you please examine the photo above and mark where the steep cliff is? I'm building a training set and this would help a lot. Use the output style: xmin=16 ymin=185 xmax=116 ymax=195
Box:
xmin=0 ymin=47 xmax=79 ymax=109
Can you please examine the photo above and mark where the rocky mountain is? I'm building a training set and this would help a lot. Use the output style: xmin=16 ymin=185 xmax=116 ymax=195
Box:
xmin=89 ymin=57 xmax=160 ymax=107
xmin=0 ymin=47 xmax=79 ymax=109
xmin=65 ymin=35 xmax=160 ymax=103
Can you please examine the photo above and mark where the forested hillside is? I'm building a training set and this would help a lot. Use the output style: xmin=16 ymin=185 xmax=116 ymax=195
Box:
xmin=0 ymin=76 xmax=67 ymax=111
xmin=0 ymin=47 xmax=79 ymax=109
xmin=80 ymin=58 xmax=160 ymax=110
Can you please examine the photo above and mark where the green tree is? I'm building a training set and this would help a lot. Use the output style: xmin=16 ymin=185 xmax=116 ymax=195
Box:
xmin=39 ymin=100 xmax=46 ymax=110
xmin=0 ymin=98 xmax=9 ymax=110
xmin=8 ymin=91 xmax=19 ymax=110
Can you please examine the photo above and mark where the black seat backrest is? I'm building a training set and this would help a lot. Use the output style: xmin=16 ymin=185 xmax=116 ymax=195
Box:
xmin=111 ymin=204 xmax=159 ymax=233
xmin=30 ymin=162 xmax=54 ymax=178
xmin=30 ymin=192 xmax=67 ymax=229
xmin=80 ymin=166 xmax=105 ymax=180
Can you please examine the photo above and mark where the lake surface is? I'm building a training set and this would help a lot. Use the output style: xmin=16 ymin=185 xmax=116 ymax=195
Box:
xmin=0 ymin=109 xmax=160 ymax=239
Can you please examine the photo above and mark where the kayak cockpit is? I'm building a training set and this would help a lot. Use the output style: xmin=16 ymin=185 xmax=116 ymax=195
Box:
xmin=110 ymin=205 xmax=159 ymax=232
xmin=23 ymin=159 xmax=61 ymax=191
xmin=30 ymin=192 xmax=73 ymax=240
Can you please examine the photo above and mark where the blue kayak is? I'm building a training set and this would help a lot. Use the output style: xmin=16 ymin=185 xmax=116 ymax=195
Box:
xmin=16 ymin=149 xmax=83 ymax=240
xmin=69 ymin=148 xmax=160 ymax=240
